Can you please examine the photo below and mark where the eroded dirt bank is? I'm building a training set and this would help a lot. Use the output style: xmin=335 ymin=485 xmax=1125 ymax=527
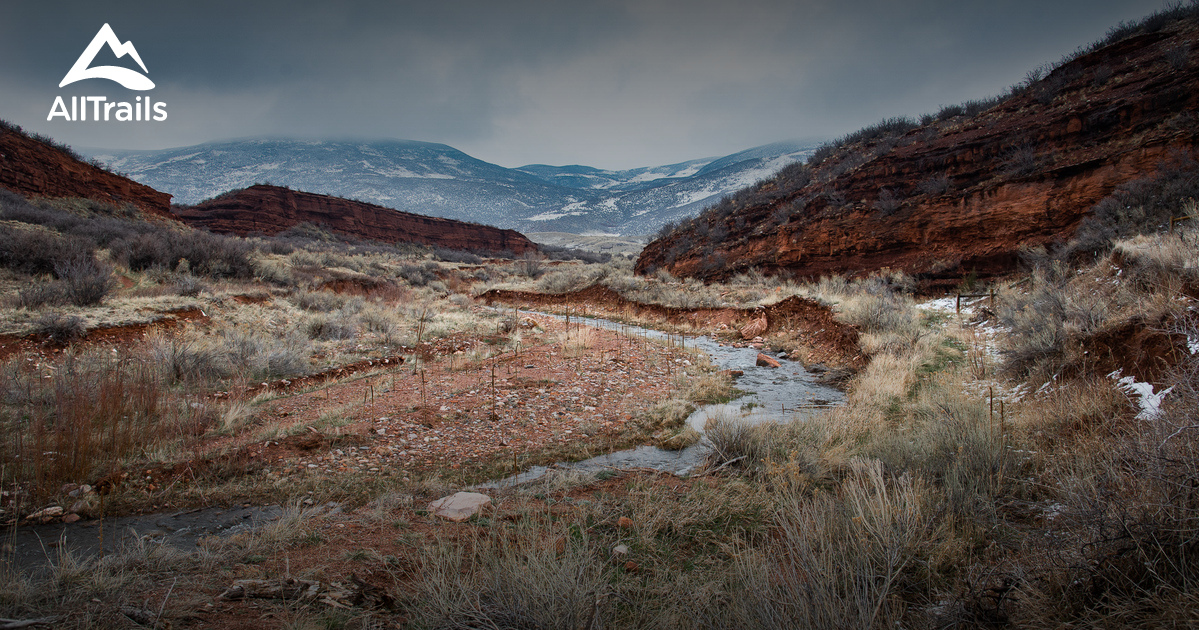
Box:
xmin=479 ymin=284 xmax=865 ymax=371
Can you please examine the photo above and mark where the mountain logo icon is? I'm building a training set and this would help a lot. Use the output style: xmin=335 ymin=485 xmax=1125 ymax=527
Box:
xmin=59 ymin=23 xmax=155 ymax=90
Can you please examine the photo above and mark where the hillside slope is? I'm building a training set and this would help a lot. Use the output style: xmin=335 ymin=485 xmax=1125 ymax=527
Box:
xmin=175 ymin=184 xmax=537 ymax=255
xmin=637 ymin=15 xmax=1199 ymax=284
xmin=0 ymin=122 xmax=172 ymax=217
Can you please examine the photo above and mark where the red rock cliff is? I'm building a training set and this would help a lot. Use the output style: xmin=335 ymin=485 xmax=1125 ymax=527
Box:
xmin=0 ymin=125 xmax=172 ymax=217
xmin=175 ymin=184 xmax=537 ymax=255
xmin=638 ymin=17 xmax=1199 ymax=285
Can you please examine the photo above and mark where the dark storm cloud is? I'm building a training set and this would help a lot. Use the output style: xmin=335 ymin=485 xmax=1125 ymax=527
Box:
xmin=0 ymin=0 xmax=1167 ymax=168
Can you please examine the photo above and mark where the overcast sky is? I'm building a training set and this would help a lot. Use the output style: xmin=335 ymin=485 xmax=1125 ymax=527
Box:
xmin=0 ymin=0 xmax=1169 ymax=169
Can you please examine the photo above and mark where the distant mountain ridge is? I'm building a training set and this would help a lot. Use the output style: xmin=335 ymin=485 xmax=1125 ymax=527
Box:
xmin=88 ymin=139 xmax=817 ymax=236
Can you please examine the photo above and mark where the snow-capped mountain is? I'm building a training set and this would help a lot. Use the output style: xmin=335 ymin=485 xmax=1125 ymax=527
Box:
xmin=88 ymin=139 xmax=817 ymax=236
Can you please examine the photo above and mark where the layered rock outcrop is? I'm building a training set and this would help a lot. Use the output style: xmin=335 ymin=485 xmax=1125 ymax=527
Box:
xmin=0 ymin=125 xmax=172 ymax=217
xmin=175 ymin=184 xmax=537 ymax=255
xmin=638 ymin=18 xmax=1199 ymax=285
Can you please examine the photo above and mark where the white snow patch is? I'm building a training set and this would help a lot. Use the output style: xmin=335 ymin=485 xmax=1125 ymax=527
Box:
xmin=526 ymin=211 xmax=568 ymax=221
xmin=1109 ymin=369 xmax=1174 ymax=420
xmin=374 ymin=166 xmax=453 ymax=179
xmin=920 ymin=295 xmax=988 ymax=314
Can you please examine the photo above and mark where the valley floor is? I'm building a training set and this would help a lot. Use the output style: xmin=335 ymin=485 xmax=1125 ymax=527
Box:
xmin=1 ymin=199 xmax=1197 ymax=628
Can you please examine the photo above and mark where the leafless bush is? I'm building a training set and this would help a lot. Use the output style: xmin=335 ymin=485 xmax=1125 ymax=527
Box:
xmin=873 ymin=188 xmax=902 ymax=216
xmin=1003 ymin=141 xmax=1041 ymax=177
xmin=519 ymin=251 xmax=546 ymax=279
xmin=936 ymin=103 xmax=965 ymax=120
xmin=15 ymin=283 xmax=67 ymax=309
xmin=916 ymin=174 xmax=951 ymax=196
xmin=0 ymin=227 xmax=88 ymax=276
xmin=173 ymin=274 xmax=205 ymax=297
xmin=432 ymin=247 xmax=483 ymax=264
xmin=1068 ymin=155 xmax=1199 ymax=255
xmin=54 ymin=255 xmax=115 ymax=306
xmin=150 ymin=335 xmax=233 ymax=384
xmin=32 ymin=312 xmax=86 ymax=343
xmin=704 ymin=415 xmax=760 ymax=468
xmin=0 ymin=350 xmax=199 ymax=503
xmin=1165 ymin=44 xmax=1191 ymax=69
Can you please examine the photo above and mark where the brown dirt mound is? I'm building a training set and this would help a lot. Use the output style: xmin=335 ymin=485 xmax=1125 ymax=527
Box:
xmin=479 ymin=285 xmax=864 ymax=370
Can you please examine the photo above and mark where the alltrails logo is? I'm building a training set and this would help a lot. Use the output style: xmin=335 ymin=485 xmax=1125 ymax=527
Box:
xmin=47 ymin=23 xmax=167 ymax=122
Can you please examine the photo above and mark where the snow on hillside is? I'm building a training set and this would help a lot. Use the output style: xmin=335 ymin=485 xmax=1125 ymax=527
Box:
xmin=88 ymin=139 xmax=819 ymax=236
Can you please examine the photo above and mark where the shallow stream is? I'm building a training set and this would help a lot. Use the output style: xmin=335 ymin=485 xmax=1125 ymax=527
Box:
xmin=480 ymin=312 xmax=845 ymax=487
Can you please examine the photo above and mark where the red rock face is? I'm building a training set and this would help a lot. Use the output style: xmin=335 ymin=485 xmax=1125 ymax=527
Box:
xmin=175 ymin=185 xmax=537 ymax=255
xmin=638 ymin=21 xmax=1199 ymax=285
xmin=0 ymin=127 xmax=172 ymax=217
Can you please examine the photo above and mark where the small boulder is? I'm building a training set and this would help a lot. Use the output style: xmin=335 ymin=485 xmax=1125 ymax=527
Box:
xmin=740 ymin=316 xmax=768 ymax=340
xmin=428 ymin=492 xmax=492 ymax=522
xmin=617 ymin=516 xmax=634 ymax=529
xmin=756 ymin=353 xmax=781 ymax=368
xmin=612 ymin=544 xmax=629 ymax=556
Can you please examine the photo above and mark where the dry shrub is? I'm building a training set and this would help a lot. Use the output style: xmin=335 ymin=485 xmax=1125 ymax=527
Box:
xmin=558 ymin=326 xmax=597 ymax=358
xmin=305 ymin=313 xmax=358 ymax=341
xmin=0 ymin=350 xmax=205 ymax=503
xmin=54 ymin=254 xmax=115 ymax=306
xmin=149 ymin=327 xmax=311 ymax=384
xmin=411 ymin=524 xmax=612 ymax=629
xmin=32 ymin=312 xmax=86 ymax=342
xmin=998 ymin=253 xmax=1182 ymax=381
xmin=535 ymin=265 xmax=606 ymax=294
xmin=15 ymin=282 xmax=67 ymax=309
xmin=289 ymin=288 xmax=345 ymax=312
xmin=1013 ymin=377 xmax=1130 ymax=449
xmin=729 ymin=459 xmax=932 ymax=629
xmin=1031 ymin=336 xmax=1199 ymax=625
xmin=704 ymin=414 xmax=759 ymax=467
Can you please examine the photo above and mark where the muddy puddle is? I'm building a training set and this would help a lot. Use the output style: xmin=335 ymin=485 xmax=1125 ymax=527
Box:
xmin=480 ymin=312 xmax=845 ymax=487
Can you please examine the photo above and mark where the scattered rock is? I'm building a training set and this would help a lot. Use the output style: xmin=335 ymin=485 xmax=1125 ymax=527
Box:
xmin=612 ymin=544 xmax=629 ymax=556
xmin=756 ymin=353 xmax=781 ymax=368
xmin=62 ymin=513 xmax=81 ymax=524
xmin=428 ymin=492 xmax=492 ymax=522
xmin=25 ymin=506 xmax=63 ymax=521
xmin=740 ymin=316 xmax=767 ymax=340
